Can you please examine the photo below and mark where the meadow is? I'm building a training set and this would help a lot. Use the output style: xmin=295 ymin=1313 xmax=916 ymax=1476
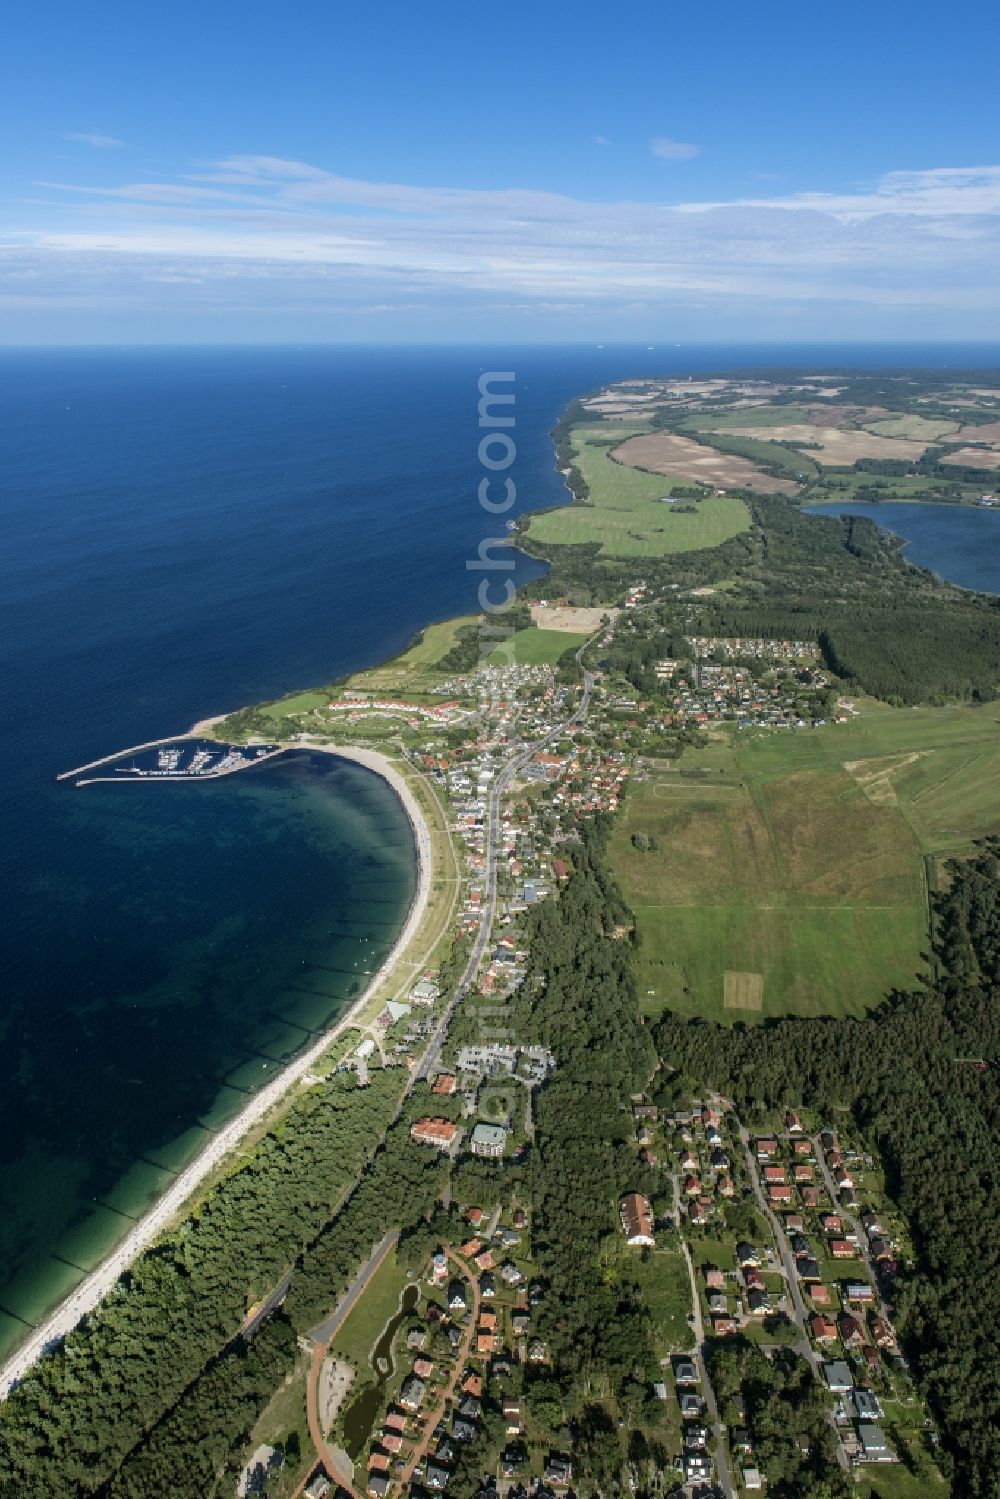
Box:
xmin=611 ymin=701 xmax=1000 ymax=1022
xmin=487 ymin=626 xmax=588 ymax=665
xmin=346 ymin=615 xmax=479 ymax=691
xmin=525 ymin=426 xmax=751 ymax=556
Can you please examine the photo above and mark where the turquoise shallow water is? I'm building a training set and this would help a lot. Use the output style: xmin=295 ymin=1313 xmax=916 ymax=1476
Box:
xmin=0 ymin=750 xmax=416 ymax=1343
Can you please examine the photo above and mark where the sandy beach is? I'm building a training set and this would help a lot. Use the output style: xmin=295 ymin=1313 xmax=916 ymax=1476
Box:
xmin=0 ymin=740 xmax=431 ymax=1398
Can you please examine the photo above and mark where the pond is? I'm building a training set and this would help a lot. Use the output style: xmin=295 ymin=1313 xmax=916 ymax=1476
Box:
xmin=340 ymin=1281 xmax=421 ymax=1459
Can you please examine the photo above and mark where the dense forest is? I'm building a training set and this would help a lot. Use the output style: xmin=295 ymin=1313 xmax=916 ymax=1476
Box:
xmin=0 ymin=1066 xmax=408 ymax=1494
xmin=513 ymin=817 xmax=659 ymax=1395
xmin=655 ymin=841 xmax=1000 ymax=1498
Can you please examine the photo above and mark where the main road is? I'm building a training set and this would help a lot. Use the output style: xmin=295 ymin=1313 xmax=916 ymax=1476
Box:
xmin=416 ymin=645 xmax=594 ymax=1083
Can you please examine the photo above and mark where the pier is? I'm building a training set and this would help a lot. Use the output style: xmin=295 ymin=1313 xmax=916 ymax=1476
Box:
xmin=58 ymin=739 xmax=284 ymax=786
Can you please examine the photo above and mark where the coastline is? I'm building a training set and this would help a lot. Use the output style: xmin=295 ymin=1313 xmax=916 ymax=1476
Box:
xmin=0 ymin=388 xmax=564 ymax=1396
xmin=0 ymin=740 xmax=432 ymax=1398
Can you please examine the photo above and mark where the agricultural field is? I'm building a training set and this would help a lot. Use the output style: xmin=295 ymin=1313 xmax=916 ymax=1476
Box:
xmin=718 ymin=423 xmax=928 ymax=465
xmin=486 ymin=626 xmax=587 ymax=665
xmin=864 ymin=415 xmax=960 ymax=440
xmin=525 ymin=426 xmax=751 ymax=556
xmin=611 ymin=429 xmax=801 ymax=495
xmin=612 ymin=701 xmax=1000 ymax=1022
xmin=940 ymin=445 xmax=1000 ymax=469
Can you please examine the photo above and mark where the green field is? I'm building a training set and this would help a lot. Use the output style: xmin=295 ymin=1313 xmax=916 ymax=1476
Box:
xmin=525 ymin=426 xmax=751 ymax=557
xmin=330 ymin=1248 xmax=413 ymax=1367
xmin=629 ymin=1251 xmax=695 ymax=1354
xmin=260 ymin=689 xmax=331 ymax=718
xmin=612 ymin=703 xmax=1000 ymax=1022
xmin=347 ymin=615 xmax=479 ymax=690
xmin=692 ymin=405 xmax=813 ymax=430
xmin=864 ymin=415 xmax=960 ymax=440
xmin=487 ymin=626 xmax=588 ymax=665
xmin=805 ymin=473 xmax=984 ymax=502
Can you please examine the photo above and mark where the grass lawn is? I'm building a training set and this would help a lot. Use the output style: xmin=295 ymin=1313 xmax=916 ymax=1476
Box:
xmin=347 ymin=615 xmax=479 ymax=691
xmin=260 ymin=689 xmax=331 ymax=718
xmin=689 ymin=1237 xmax=738 ymax=1275
xmin=487 ymin=627 xmax=588 ymax=665
xmin=330 ymin=1248 xmax=413 ymax=1369
xmin=630 ymin=1250 xmax=695 ymax=1353
xmin=524 ymin=426 xmax=751 ymax=557
xmin=856 ymin=1460 xmax=950 ymax=1499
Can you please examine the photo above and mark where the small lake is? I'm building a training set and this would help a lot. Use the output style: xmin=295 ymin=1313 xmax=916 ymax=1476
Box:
xmin=341 ymin=1281 xmax=421 ymax=1459
xmin=804 ymin=502 xmax=1000 ymax=595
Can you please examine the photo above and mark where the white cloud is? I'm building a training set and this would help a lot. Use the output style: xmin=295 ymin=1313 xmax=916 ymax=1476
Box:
xmin=5 ymin=156 xmax=1000 ymax=331
xmin=592 ymin=135 xmax=611 ymax=146
xmin=63 ymin=131 xmax=127 ymax=150
xmin=650 ymin=137 xmax=701 ymax=161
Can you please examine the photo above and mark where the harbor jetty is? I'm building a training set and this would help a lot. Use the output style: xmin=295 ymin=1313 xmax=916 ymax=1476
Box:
xmin=58 ymin=738 xmax=282 ymax=786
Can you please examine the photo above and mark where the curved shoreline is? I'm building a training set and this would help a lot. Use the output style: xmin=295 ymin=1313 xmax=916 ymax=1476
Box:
xmin=0 ymin=742 xmax=431 ymax=1398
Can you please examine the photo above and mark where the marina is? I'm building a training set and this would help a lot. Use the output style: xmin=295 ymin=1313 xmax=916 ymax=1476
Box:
xmin=59 ymin=739 xmax=282 ymax=788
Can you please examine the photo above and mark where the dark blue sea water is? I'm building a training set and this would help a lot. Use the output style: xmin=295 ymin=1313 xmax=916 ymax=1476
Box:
xmin=805 ymin=501 xmax=1000 ymax=594
xmin=2 ymin=343 xmax=999 ymax=1354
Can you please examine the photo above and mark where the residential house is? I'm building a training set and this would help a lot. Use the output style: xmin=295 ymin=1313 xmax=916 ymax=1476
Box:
xmin=620 ymin=1192 xmax=655 ymax=1246
xmin=821 ymin=1360 xmax=854 ymax=1393
xmin=858 ymin=1425 xmax=893 ymax=1463
xmin=410 ymin=1118 xmax=459 ymax=1152
xmin=871 ymin=1315 xmax=897 ymax=1349
xmin=838 ymin=1313 xmax=864 ymax=1348
xmin=400 ymin=1375 xmax=426 ymax=1411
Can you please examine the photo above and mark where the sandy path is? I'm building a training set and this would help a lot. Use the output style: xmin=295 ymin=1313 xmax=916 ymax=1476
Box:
xmin=0 ymin=743 xmax=431 ymax=1399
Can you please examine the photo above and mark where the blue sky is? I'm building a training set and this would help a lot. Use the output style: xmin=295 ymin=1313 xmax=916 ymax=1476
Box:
xmin=2 ymin=0 xmax=1000 ymax=342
